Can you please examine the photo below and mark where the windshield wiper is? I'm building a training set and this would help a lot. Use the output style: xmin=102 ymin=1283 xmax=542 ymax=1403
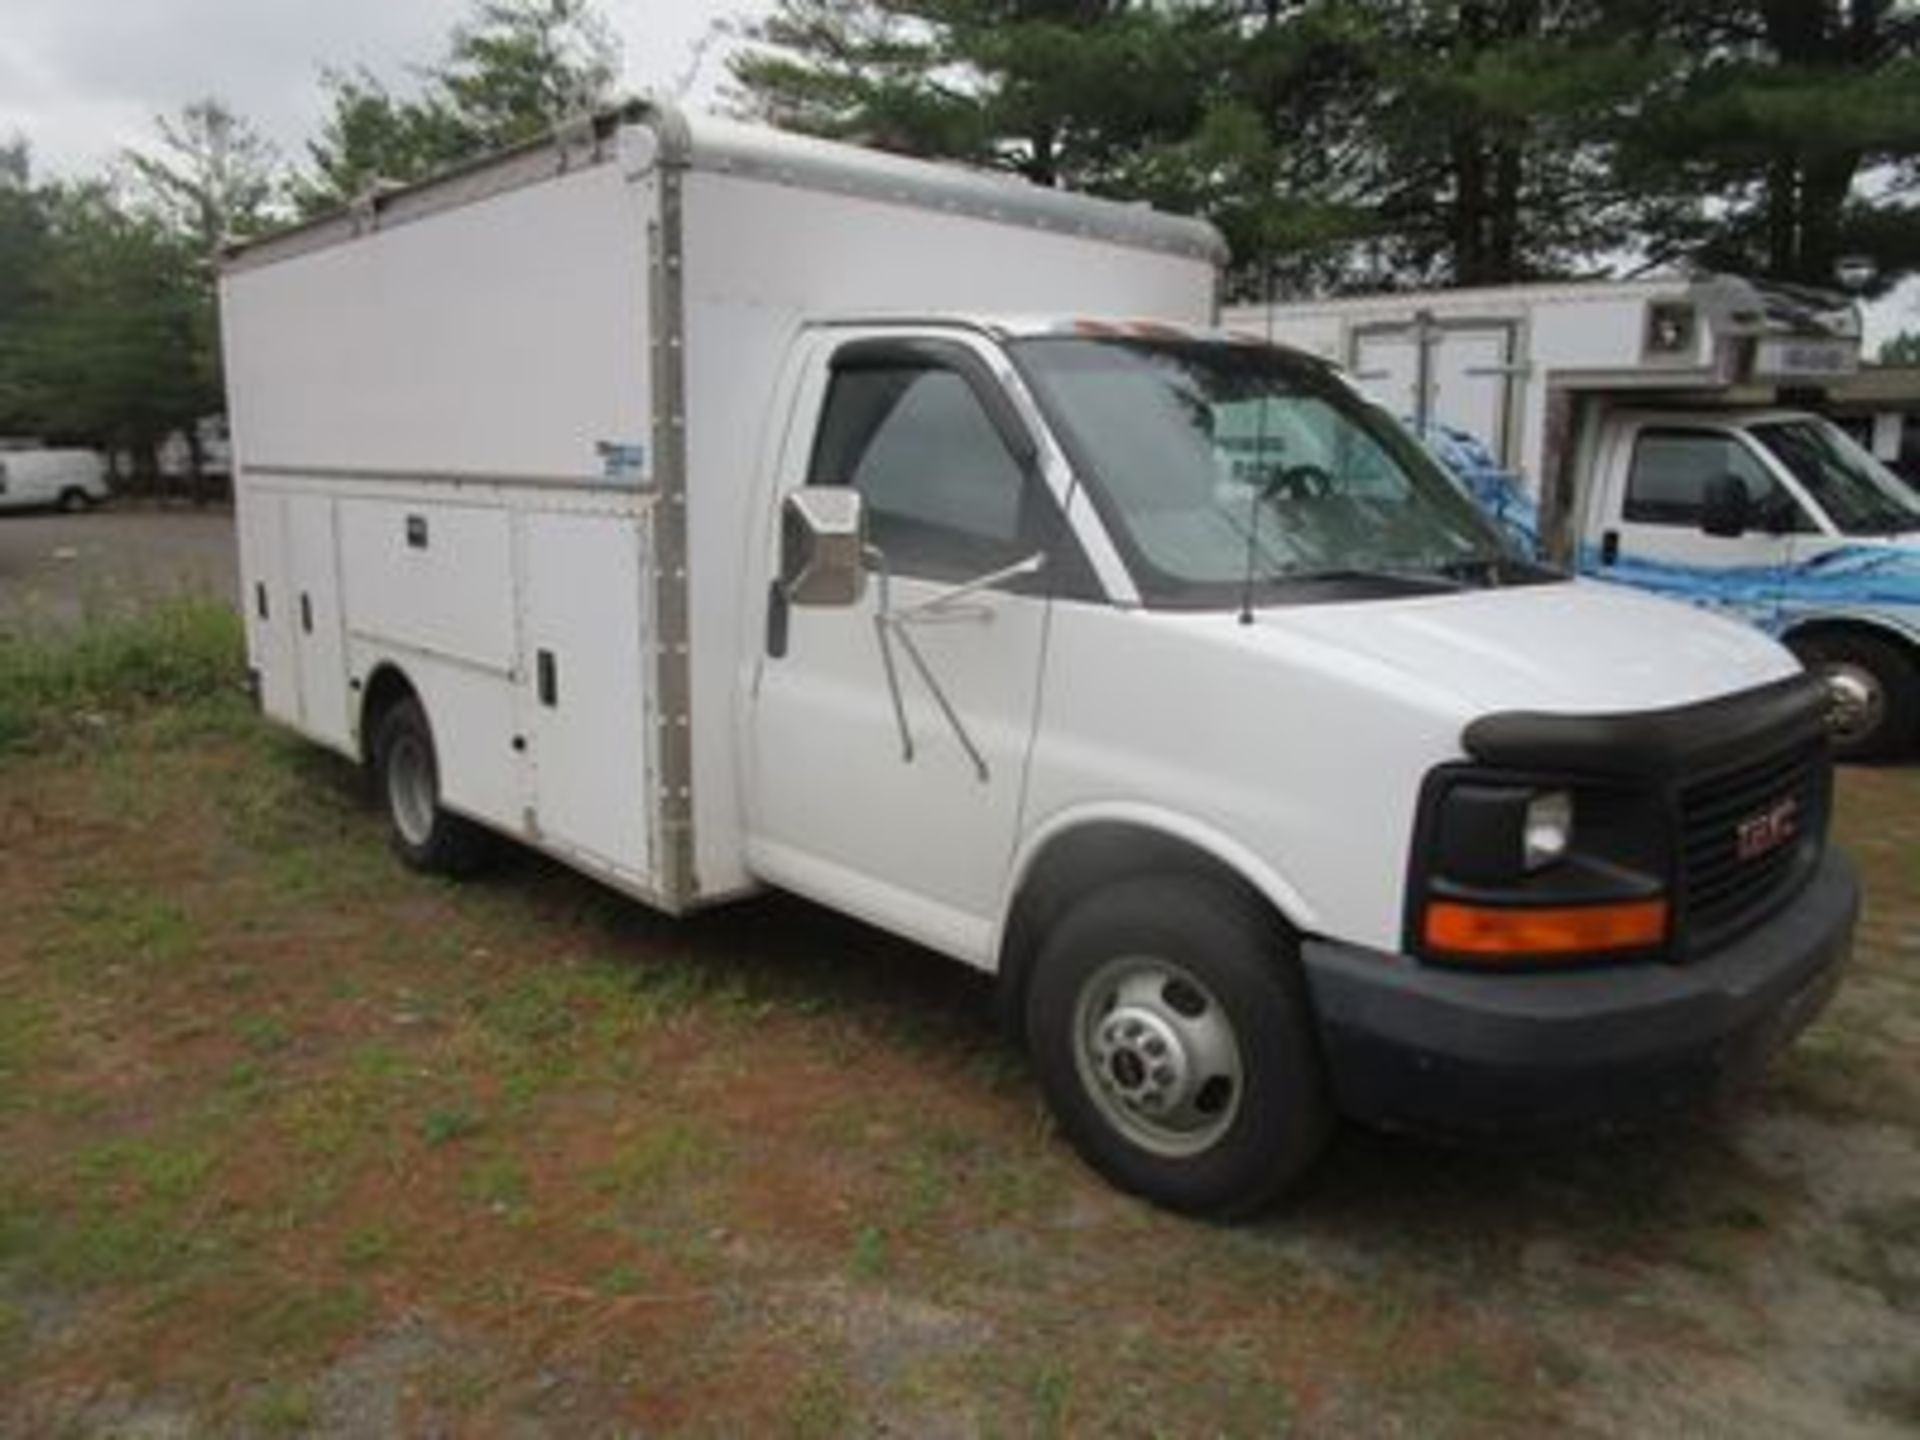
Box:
xmin=1431 ymin=553 xmax=1537 ymax=585
xmin=1270 ymin=565 xmax=1465 ymax=591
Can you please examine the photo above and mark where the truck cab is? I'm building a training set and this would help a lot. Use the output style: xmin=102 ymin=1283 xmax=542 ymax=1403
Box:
xmin=745 ymin=317 xmax=1858 ymax=1213
xmin=1580 ymin=408 xmax=1920 ymax=758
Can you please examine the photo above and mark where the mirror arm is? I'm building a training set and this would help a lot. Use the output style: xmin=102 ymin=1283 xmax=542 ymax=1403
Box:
xmin=866 ymin=546 xmax=916 ymax=764
xmin=892 ymin=551 xmax=1048 ymax=624
xmin=866 ymin=542 xmax=995 ymax=783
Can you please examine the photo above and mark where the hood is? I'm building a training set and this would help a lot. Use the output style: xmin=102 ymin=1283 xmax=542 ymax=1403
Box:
xmin=1251 ymin=578 xmax=1798 ymax=716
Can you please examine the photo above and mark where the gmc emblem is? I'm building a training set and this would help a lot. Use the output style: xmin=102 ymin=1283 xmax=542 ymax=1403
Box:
xmin=1735 ymin=796 xmax=1799 ymax=861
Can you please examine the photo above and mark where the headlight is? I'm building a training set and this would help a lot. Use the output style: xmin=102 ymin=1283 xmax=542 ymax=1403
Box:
xmin=1411 ymin=770 xmax=1670 ymax=967
xmin=1523 ymin=790 xmax=1573 ymax=871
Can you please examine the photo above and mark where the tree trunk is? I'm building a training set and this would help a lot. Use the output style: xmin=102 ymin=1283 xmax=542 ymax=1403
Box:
xmin=1766 ymin=155 xmax=1799 ymax=278
xmin=1448 ymin=130 xmax=1481 ymax=284
xmin=1797 ymin=151 xmax=1861 ymax=285
xmin=1026 ymin=123 xmax=1058 ymax=188
xmin=1489 ymin=139 xmax=1523 ymax=279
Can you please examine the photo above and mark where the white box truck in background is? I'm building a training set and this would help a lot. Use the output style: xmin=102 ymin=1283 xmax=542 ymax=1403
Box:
xmin=224 ymin=105 xmax=1857 ymax=1215
xmin=1232 ymin=277 xmax=1920 ymax=760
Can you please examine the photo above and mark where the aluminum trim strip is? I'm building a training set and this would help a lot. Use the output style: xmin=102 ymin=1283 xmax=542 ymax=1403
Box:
xmin=243 ymin=462 xmax=654 ymax=497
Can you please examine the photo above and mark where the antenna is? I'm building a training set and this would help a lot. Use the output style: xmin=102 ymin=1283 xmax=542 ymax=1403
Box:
xmin=1238 ymin=259 xmax=1279 ymax=626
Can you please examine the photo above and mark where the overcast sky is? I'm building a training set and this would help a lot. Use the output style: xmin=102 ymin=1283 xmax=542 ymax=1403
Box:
xmin=1 ymin=0 xmax=755 ymax=179
xmin=3 ymin=0 xmax=1915 ymax=344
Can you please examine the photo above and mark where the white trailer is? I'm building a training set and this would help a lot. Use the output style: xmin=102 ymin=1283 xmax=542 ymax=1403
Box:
xmin=225 ymin=106 xmax=1857 ymax=1215
xmin=1232 ymin=278 xmax=1920 ymax=760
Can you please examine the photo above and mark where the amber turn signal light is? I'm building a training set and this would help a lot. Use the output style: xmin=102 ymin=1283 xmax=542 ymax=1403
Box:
xmin=1423 ymin=897 xmax=1668 ymax=958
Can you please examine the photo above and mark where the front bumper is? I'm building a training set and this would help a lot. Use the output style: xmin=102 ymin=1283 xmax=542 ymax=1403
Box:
xmin=1301 ymin=849 xmax=1858 ymax=1139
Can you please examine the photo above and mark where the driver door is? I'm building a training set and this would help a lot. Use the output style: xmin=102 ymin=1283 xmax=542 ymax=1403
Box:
xmin=744 ymin=333 xmax=1071 ymax=964
xmin=1594 ymin=421 xmax=1810 ymax=626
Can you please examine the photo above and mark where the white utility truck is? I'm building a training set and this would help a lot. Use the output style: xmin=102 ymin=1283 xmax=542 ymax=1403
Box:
xmin=1231 ymin=277 xmax=1920 ymax=760
xmin=0 ymin=442 xmax=109 ymax=512
xmin=224 ymin=105 xmax=1857 ymax=1215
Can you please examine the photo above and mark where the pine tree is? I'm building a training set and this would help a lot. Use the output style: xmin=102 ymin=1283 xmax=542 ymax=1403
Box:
xmin=1624 ymin=0 xmax=1920 ymax=293
xmin=293 ymin=0 xmax=621 ymax=216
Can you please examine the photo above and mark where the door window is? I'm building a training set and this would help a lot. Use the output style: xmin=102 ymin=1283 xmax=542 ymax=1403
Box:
xmin=809 ymin=365 xmax=1035 ymax=580
xmin=1623 ymin=428 xmax=1813 ymax=532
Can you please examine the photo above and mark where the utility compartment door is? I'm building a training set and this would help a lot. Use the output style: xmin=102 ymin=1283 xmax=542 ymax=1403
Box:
xmin=521 ymin=510 xmax=653 ymax=883
xmin=238 ymin=487 xmax=300 ymax=725
xmin=285 ymin=491 xmax=352 ymax=749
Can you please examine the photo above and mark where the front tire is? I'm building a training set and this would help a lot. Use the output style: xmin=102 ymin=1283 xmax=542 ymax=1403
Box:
xmin=1025 ymin=876 xmax=1333 ymax=1217
xmin=371 ymin=697 xmax=491 ymax=875
xmin=57 ymin=488 xmax=92 ymax=513
xmin=1789 ymin=631 xmax=1919 ymax=762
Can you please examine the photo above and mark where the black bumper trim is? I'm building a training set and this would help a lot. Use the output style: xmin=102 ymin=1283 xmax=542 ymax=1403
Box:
xmin=1301 ymin=849 xmax=1858 ymax=1139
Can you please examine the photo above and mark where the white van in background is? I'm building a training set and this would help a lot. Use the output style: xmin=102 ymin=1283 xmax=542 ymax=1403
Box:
xmin=0 ymin=444 xmax=109 ymax=513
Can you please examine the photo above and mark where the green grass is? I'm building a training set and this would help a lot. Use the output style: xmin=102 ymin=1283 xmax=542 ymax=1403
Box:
xmin=849 ymin=1224 xmax=889 ymax=1281
xmin=8 ymin=1134 xmax=224 ymax=1290
xmin=48 ymin=881 xmax=197 ymax=976
xmin=249 ymin=1382 xmax=318 ymax=1435
xmin=0 ymin=597 xmax=244 ymax=754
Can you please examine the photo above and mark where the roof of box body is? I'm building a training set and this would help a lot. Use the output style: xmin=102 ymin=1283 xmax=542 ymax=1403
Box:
xmin=221 ymin=100 xmax=1228 ymax=276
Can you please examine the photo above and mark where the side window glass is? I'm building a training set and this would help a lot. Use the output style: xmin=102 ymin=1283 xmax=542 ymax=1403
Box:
xmin=1624 ymin=430 xmax=1810 ymax=531
xmin=808 ymin=363 xmax=1034 ymax=580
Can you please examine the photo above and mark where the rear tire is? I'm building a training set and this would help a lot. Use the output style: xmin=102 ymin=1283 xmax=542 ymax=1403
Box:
xmin=57 ymin=488 xmax=92 ymax=513
xmin=1025 ymin=876 xmax=1333 ymax=1217
xmin=371 ymin=696 xmax=492 ymax=875
xmin=1788 ymin=631 xmax=1919 ymax=763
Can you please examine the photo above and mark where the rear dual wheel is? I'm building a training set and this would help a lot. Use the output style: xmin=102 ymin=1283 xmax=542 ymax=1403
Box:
xmin=1025 ymin=876 xmax=1333 ymax=1218
xmin=371 ymin=696 xmax=492 ymax=875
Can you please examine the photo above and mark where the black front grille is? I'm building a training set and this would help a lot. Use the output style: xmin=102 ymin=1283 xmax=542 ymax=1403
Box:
xmin=1677 ymin=735 xmax=1829 ymax=953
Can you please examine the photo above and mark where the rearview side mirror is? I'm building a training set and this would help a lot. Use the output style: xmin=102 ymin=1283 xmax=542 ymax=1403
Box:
xmin=780 ymin=487 xmax=868 ymax=607
xmin=1699 ymin=474 xmax=1751 ymax=538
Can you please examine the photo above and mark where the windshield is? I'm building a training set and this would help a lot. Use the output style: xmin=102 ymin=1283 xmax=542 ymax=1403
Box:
xmin=1750 ymin=418 xmax=1920 ymax=537
xmin=1011 ymin=336 xmax=1538 ymax=606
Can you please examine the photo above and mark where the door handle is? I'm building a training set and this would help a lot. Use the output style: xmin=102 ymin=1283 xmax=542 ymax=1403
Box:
xmin=537 ymin=649 xmax=558 ymax=707
xmin=1599 ymin=530 xmax=1619 ymax=565
xmin=765 ymin=580 xmax=790 ymax=659
xmin=299 ymin=592 xmax=313 ymax=633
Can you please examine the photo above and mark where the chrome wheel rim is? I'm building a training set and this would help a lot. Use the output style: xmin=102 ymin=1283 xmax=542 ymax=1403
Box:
xmin=1071 ymin=956 xmax=1244 ymax=1158
xmin=1820 ymin=663 xmax=1884 ymax=749
xmin=387 ymin=731 xmax=437 ymax=847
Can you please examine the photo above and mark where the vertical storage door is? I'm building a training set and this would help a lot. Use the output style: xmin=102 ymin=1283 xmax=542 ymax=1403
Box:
xmin=521 ymin=510 xmax=653 ymax=884
xmin=285 ymin=492 xmax=352 ymax=750
xmin=237 ymin=488 xmax=300 ymax=725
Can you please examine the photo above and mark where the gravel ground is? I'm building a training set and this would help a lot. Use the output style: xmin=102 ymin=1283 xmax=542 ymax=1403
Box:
xmin=0 ymin=504 xmax=237 ymax=629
